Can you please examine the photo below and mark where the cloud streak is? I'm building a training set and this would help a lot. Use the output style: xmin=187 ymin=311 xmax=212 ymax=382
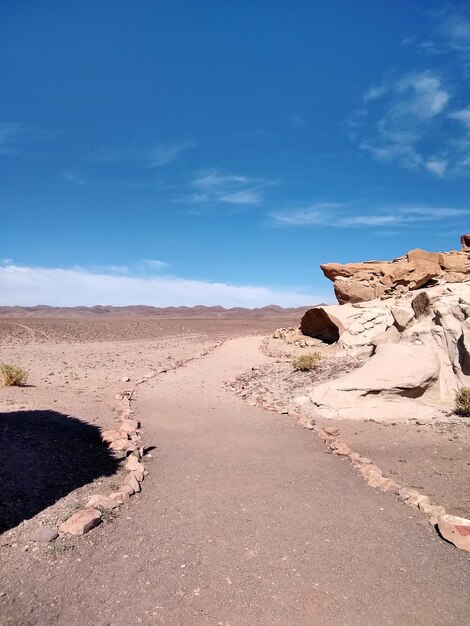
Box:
xmin=178 ymin=169 xmax=269 ymax=205
xmin=85 ymin=141 xmax=194 ymax=167
xmin=270 ymin=204 xmax=468 ymax=228
xmin=0 ymin=264 xmax=319 ymax=308
xmin=63 ymin=170 xmax=87 ymax=185
xmin=146 ymin=141 xmax=194 ymax=167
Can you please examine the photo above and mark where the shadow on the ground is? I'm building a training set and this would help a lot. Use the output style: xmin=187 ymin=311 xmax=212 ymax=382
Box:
xmin=0 ymin=410 xmax=120 ymax=533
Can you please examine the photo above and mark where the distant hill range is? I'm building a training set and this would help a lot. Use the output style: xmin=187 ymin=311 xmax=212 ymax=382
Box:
xmin=0 ymin=304 xmax=319 ymax=319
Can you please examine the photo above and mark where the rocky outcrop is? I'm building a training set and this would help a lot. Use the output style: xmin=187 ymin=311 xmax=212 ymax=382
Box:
xmin=299 ymin=282 xmax=470 ymax=420
xmin=321 ymin=236 xmax=470 ymax=305
xmin=306 ymin=344 xmax=440 ymax=420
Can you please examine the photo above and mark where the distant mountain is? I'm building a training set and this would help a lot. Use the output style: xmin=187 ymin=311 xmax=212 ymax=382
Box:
xmin=0 ymin=304 xmax=322 ymax=319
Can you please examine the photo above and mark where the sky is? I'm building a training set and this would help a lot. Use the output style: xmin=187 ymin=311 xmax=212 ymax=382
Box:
xmin=1 ymin=0 xmax=469 ymax=307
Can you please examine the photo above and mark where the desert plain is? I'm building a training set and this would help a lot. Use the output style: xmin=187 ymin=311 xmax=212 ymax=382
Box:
xmin=0 ymin=304 xmax=469 ymax=626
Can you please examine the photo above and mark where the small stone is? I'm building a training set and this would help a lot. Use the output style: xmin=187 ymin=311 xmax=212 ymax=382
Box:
xmin=120 ymin=483 xmax=135 ymax=496
xmin=121 ymin=376 xmax=130 ymax=382
xmin=125 ymin=456 xmax=142 ymax=471
xmin=330 ymin=441 xmax=351 ymax=456
xmin=125 ymin=473 xmax=141 ymax=493
xmin=324 ymin=427 xmax=340 ymax=438
xmin=294 ymin=396 xmax=310 ymax=406
xmin=396 ymin=487 xmax=419 ymax=503
xmin=438 ymin=514 xmax=470 ymax=552
xmin=101 ymin=430 xmax=125 ymax=445
xmin=85 ymin=495 xmax=119 ymax=510
xmin=419 ymin=502 xmax=446 ymax=525
xmin=59 ymin=509 xmax=101 ymax=536
xmin=30 ymin=527 xmax=58 ymax=543
xmin=131 ymin=467 xmax=145 ymax=482
xmin=108 ymin=438 xmax=132 ymax=452
xmin=119 ymin=420 xmax=140 ymax=435
xmin=109 ymin=491 xmax=130 ymax=504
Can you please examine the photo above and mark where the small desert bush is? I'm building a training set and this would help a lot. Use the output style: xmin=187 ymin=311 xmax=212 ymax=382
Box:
xmin=292 ymin=352 xmax=322 ymax=371
xmin=454 ymin=387 xmax=470 ymax=417
xmin=0 ymin=363 xmax=28 ymax=387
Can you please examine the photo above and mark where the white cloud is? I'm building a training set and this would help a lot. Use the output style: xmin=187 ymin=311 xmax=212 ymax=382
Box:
xmin=0 ymin=265 xmax=319 ymax=308
xmin=180 ymin=169 xmax=267 ymax=205
xmin=84 ymin=141 xmax=193 ymax=167
xmin=271 ymin=204 xmax=468 ymax=228
xmin=146 ymin=141 xmax=193 ymax=167
xmin=435 ymin=12 xmax=470 ymax=55
xmin=141 ymin=259 xmax=169 ymax=270
xmin=363 ymin=83 xmax=388 ymax=103
xmin=219 ymin=190 xmax=262 ymax=205
xmin=449 ymin=106 xmax=470 ymax=127
xmin=63 ymin=170 xmax=87 ymax=185
xmin=357 ymin=71 xmax=451 ymax=174
xmin=425 ymin=159 xmax=448 ymax=176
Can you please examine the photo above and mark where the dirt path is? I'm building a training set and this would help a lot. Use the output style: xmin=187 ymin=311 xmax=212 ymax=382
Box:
xmin=2 ymin=336 xmax=470 ymax=625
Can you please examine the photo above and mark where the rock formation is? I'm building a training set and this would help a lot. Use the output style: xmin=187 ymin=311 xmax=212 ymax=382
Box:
xmin=321 ymin=236 xmax=470 ymax=305
xmin=299 ymin=236 xmax=470 ymax=421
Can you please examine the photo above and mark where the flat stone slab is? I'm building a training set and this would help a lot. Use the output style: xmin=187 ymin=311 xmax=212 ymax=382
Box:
xmin=59 ymin=509 xmax=101 ymax=536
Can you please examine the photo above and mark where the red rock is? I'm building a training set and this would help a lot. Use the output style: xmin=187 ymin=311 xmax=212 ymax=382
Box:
xmin=320 ymin=237 xmax=469 ymax=304
xmin=59 ymin=509 xmax=101 ymax=536
xmin=119 ymin=419 xmax=140 ymax=434
xmin=101 ymin=430 xmax=124 ymax=444
xmin=85 ymin=494 xmax=119 ymax=510
xmin=323 ymin=426 xmax=340 ymax=437
xmin=124 ymin=473 xmax=141 ymax=493
xmin=438 ymin=514 xmax=470 ymax=552
xmin=108 ymin=438 xmax=132 ymax=452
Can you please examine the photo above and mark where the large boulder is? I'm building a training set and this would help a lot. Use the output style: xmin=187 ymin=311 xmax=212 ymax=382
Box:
xmin=321 ymin=236 xmax=470 ymax=305
xmin=306 ymin=344 xmax=440 ymax=421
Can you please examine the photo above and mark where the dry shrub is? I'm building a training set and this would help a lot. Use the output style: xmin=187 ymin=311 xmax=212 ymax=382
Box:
xmin=292 ymin=352 xmax=322 ymax=371
xmin=455 ymin=387 xmax=470 ymax=417
xmin=0 ymin=363 xmax=28 ymax=387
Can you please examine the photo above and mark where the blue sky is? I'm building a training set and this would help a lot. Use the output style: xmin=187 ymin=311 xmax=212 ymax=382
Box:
xmin=1 ymin=1 xmax=469 ymax=307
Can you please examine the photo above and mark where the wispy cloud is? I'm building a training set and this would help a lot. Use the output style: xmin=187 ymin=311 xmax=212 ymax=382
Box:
xmin=357 ymin=71 xmax=451 ymax=174
xmin=270 ymin=204 xmax=468 ymax=228
xmin=63 ymin=170 xmax=87 ymax=185
xmin=146 ymin=141 xmax=193 ymax=167
xmin=0 ymin=264 xmax=319 ymax=308
xmin=414 ymin=10 xmax=470 ymax=60
xmin=0 ymin=123 xmax=23 ymax=155
xmin=359 ymin=9 xmax=470 ymax=177
xmin=84 ymin=141 xmax=194 ymax=167
xmin=141 ymin=259 xmax=169 ymax=271
xmin=288 ymin=113 xmax=306 ymax=128
xmin=179 ymin=169 xmax=269 ymax=205
xmin=0 ymin=122 xmax=56 ymax=156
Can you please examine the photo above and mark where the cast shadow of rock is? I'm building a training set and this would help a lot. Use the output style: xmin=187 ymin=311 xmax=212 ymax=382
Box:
xmin=0 ymin=410 xmax=120 ymax=533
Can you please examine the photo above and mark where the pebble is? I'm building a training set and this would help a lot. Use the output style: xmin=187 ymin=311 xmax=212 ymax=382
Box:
xmin=30 ymin=527 xmax=59 ymax=543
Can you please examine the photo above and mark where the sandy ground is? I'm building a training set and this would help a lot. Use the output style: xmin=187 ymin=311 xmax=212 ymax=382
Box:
xmin=0 ymin=318 xmax=469 ymax=625
xmin=231 ymin=335 xmax=470 ymax=518
xmin=0 ymin=318 xmax=294 ymax=540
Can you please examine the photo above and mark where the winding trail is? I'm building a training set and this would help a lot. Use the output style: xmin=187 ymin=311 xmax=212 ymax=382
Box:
xmin=6 ymin=337 xmax=470 ymax=625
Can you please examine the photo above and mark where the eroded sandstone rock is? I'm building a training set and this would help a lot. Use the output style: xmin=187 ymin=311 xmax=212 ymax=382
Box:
xmin=321 ymin=237 xmax=469 ymax=305
xmin=307 ymin=343 xmax=440 ymax=420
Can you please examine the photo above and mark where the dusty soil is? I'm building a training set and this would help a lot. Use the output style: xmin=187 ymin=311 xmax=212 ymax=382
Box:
xmin=0 ymin=318 xmax=298 ymax=545
xmin=0 ymin=319 xmax=469 ymax=625
xmin=233 ymin=336 xmax=470 ymax=518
